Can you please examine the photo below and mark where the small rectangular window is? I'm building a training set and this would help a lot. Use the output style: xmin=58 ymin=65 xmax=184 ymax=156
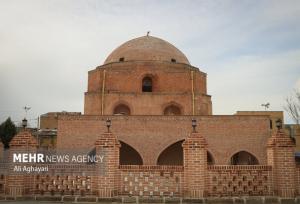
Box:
xmin=171 ymin=58 xmax=176 ymax=63
xmin=119 ymin=57 xmax=124 ymax=62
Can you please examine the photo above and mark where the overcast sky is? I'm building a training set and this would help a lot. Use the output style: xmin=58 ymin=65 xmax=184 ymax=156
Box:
xmin=0 ymin=0 xmax=299 ymax=127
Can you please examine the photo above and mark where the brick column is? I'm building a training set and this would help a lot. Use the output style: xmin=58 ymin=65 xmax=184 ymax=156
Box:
xmin=95 ymin=132 xmax=120 ymax=198
xmin=183 ymin=132 xmax=207 ymax=198
xmin=267 ymin=129 xmax=296 ymax=198
xmin=6 ymin=130 xmax=37 ymax=197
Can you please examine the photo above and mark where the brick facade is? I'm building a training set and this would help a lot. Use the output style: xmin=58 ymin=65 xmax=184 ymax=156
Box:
xmin=84 ymin=61 xmax=212 ymax=116
xmin=57 ymin=115 xmax=270 ymax=165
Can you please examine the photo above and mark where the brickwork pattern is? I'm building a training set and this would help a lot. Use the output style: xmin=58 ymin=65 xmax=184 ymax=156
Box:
xmin=119 ymin=165 xmax=183 ymax=197
xmin=207 ymin=165 xmax=272 ymax=196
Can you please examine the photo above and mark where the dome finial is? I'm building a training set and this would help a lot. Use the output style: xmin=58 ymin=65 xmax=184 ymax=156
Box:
xmin=147 ymin=31 xmax=150 ymax=36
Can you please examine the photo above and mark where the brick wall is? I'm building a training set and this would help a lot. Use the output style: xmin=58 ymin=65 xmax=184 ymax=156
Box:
xmin=57 ymin=115 xmax=270 ymax=165
xmin=207 ymin=165 xmax=272 ymax=196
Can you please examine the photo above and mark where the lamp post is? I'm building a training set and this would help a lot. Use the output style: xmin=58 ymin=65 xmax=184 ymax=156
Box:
xmin=192 ymin=118 xmax=197 ymax=133
xmin=106 ymin=118 xmax=111 ymax=133
xmin=22 ymin=118 xmax=27 ymax=129
xmin=275 ymin=119 xmax=282 ymax=131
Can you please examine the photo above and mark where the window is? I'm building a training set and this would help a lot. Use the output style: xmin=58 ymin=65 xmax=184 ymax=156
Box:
xmin=171 ymin=58 xmax=176 ymax=63
xmin=119 ymin=57 xmax=124 ymax=62
xmin=142 ymin=77 xmax=152 ymax=92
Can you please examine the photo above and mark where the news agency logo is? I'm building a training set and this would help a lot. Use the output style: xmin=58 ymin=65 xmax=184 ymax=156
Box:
xmin=13 ymin=153 xmax=105 ymax=163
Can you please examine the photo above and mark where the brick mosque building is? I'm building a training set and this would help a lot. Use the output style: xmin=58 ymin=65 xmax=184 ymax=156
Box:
xmin=0 ymin=35 xmax=299 ymax=201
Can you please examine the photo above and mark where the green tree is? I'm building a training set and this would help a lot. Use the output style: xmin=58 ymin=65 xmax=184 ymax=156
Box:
xmin=0 ymin=117 xmax=17 ymax=149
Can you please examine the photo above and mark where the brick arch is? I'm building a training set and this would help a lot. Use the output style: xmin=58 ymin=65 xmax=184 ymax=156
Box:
xmin=162 ymin=101 xmax=184 ymax=115
xmin=157 ymin=139 xmax=184 ymax=165
xmin=111 ymin=101 xmax=132 ymax=115
xmin=119 ymin=140 xmax=143 ymax=165
xmin=229 ymin=150 xmax=259 ymax=165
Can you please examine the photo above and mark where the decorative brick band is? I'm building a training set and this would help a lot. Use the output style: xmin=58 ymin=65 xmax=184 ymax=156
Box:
xmin=119 ymin=165 xmax=184 ymax=171
xmin=208 ymin=165 xmax=272 ymax=171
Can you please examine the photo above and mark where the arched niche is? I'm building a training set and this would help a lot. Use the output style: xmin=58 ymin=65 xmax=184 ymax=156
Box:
xmin=230 ymin=151 xmax=259 ymax=165
xmin=113 ymin=104 xmax=131 ymax=115
xmin=157 ymin=140 xmax=183 ymax=165
xmin=163 ymin=104 xmax=182 ymax=115
xmin=120 ymin=141 xmax=143 ymax=165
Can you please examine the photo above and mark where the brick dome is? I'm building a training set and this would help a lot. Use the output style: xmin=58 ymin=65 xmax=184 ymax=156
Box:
xmin=104 ymin=36 xmax=190 ymax=65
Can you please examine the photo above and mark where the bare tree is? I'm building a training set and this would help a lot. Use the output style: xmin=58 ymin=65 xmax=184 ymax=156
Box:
xmin=284 ymin=89 xmax=300 ymax=124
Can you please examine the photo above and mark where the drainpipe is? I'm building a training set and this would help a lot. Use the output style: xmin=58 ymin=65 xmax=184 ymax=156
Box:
xmin=101 ymin=70 xmax=106 ymax=115
xmin=191 ymin=70 xmax=195 ymax=115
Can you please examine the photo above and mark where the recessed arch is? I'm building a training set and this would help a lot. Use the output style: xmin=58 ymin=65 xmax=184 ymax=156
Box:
xmin=207 ymin=151 xmax=215 ymax=165
xmin=163 ymin=102 xmax=183 ymax=115
xmin=157 ymin=140 xmax=184 ymax=165
xmin=119 ymin=141 xmax=143 ymax=165
xmin=229 ymin=151 xmax=259 ymax=165
xmin=113 ymin=104 xmax=131 ymax=115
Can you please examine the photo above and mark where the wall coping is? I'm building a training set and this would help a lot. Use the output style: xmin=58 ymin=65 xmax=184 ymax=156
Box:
xmin=58 ymin=115 xmax=270 ymax=121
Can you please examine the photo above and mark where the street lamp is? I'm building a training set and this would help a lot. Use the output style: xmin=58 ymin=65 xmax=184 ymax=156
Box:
xmin=275 ymin=119 xmax=282 ymax=130
xmin=192 ymin=118 xmax=197 ymax=132
xmin=22 ymin=118 xmax=27 ymax=129
xmin=106 ymin=118 xmax=111 ymax=133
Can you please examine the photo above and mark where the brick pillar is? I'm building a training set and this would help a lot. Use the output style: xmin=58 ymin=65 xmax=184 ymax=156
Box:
xmin=267 ymin=129 xmax=296 ymax=198
xmin=6 ymin=130 xmax=37 ymax=197
xmin=183 ymin=132 xmax=207 ymax=198
xmin=95 ymin=132 xmax=120 ymax=198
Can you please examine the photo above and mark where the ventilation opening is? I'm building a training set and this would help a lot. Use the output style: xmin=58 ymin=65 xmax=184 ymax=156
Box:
xmin=171 ymin=58 xmax=176 ymax=63
xmin=142 ymin=77 xmax=152 ymax=92
xmin=119 ymin=57 xmax=124 ymax=62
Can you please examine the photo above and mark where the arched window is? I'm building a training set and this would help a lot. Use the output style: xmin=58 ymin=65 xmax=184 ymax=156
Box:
xmin=157 ymin=140 xmax=183 ymax=165
xmin=142 ymin=77 xmax=152 ymax=92
xmin=230 ymin=151 xmax=259 ymax=165
xmin=164 ymin=105 xmax=181 ymax=115
xmin=120 ymin=141 xmax=143 ymax=165
xmin=113 ymin=104 xmax=130 ymax=115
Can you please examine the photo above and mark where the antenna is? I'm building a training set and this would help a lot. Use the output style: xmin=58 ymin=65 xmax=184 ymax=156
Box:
xmin=23 ymin=106 xmax=31 ymax=117
xmin=261 ymin=103 xmax=270 ymax=111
